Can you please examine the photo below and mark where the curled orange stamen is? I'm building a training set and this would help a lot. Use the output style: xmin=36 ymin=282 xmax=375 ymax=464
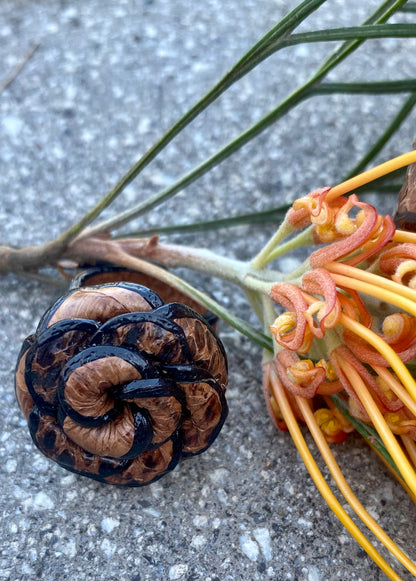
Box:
xmin=314 ymin=408 xmax=349 ymax=443
xmin=276 ymin=351 xmax=326 ymax=399
xmin=270 ymin=283 xmax=309 ymax=351
xmin=287 ymin=187 xmax=331 ymax=229
xmin=302 ymin=268 xmax=341 ymax=335
xmin=310 ymin=197 xmax=394 ymax=268
xmin=385 ymin=410 xmax=416 ymax=438
xmin=379 ymin=243 xmax=416 ymax=282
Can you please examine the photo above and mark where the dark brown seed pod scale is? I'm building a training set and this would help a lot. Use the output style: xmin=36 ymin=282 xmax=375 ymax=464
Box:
xmin=15 ymin=267 xmax=228 ymax=486
xmin=393 ymin=141 xmax=416 ymax=232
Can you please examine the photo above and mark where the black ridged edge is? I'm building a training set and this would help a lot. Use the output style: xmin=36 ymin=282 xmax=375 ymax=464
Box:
xmin=164 ymin=364 xmax=229 ymax=457
xmin=58 ymin=345 xmax=158 ymax=428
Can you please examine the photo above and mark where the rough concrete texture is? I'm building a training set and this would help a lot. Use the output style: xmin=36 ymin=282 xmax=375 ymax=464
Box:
xmin=1 ymin=1 xmax=416 ymax=580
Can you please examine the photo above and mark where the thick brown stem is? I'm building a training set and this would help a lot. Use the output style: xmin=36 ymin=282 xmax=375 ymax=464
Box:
xmin=0 ymin=236 xmax=146 ymax=276
xmin=0 ymin=239 xmax=68 ymax=274
xmin=0 ymin=234 xmax=244 ymax=288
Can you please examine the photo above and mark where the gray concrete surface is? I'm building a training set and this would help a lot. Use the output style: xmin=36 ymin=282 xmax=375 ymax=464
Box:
xmin=1 ymin=1 xmax=416 ymax=580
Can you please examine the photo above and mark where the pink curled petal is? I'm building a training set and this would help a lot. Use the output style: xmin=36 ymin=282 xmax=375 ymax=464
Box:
xmin=286 ymin=206 xmax=312 ymax=230
xmin=303 ymin=308 xmax=325 ymax=339
xmin=395 ymin=343 xmax=416 ymax=363
xmin=316 ymin=379 xmax=344 ymax=395
xmin=302 ymin=268 xmax=340 ymax=332
xmin=287 ymin=187 xmax=331 ymax=229
xmin=275 ymin=351 xmax=325 ymax=399
xmin=344 ymin=215 xmax=396 ymax=267
xmin=379 ymin=243 xmax=416 ymax=277
xmin=313 ymin=187 xmax=333 ymax=218
xmin=310 ymin=198 xmax=378 ymax=268
xmin=270 ymin=282 xmax=308 ymax=312
xmin=344 ymin=326 xmax=416 ymax=367
xmin=270 ymin=283 xmax=309 ymax=351
xmin=343 ymin=329 xmax=389 ymax=367
xmin=346 ymin=290 xmax=373 ymax=329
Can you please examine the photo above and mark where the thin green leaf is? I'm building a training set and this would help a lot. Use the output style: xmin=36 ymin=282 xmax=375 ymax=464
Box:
xmin=312 ymin=79 xmax=416 ymax=95
xmin=230 ymin=0 xmax=327 ymax=74
xmin=345 ymin=93 xmax=416 ymax=178
xmin=234 ymin=22 xmax=416 ymax=77
xmin=400 ymin=2 xmax=416 ymax=11
xmin=265 ymin=23 xmax=416 ymax=56
xmin=116 ymin=205 xmax=290 ymax=237
xmin=83 ymin=89 xmax=311 ymax=236
xmin=55 ymin=0 xmax=326 ymax=245
xmin=315 ymin=0 xmax=408 ymax=76
xmin=330 ymin=393 xmax=401 ymax=477
xmin=86 ymin=0 xmax=408 ymax=236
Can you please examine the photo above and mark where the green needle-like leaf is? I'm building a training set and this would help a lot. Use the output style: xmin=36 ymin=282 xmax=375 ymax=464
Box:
xmin=346 ymin=93 xmax=416 ymax=178
xmin=54 ymin=0 xmax=327 ymax=245
xmin=116 ymin=206 xmax=290 ymax=237
xmin=400 ymin=1 xmax=416 ymax=11
xmin=311 ymin=79 xmax=416 ymax=95
xmin=262 ymin=22 xmax=416 ymax=56
xmin=84 ymin=0 xmax=409 ymax=236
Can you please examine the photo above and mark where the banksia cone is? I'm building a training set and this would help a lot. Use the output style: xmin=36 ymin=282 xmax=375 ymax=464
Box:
xmin=15 ymin=268 xmax=228 ymax=486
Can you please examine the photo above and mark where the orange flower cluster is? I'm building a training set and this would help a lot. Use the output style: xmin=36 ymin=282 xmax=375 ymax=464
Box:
xmin=266 ymin=185 xmax=416 ymax=449
xmin=260 ymin=152 xmax=416 ymax=579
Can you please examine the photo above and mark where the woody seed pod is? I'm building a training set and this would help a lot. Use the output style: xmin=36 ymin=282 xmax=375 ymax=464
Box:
xmin=15 ymin=268 xmax=228 ymax=486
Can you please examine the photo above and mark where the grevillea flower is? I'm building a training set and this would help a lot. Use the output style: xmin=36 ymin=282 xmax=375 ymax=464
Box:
xmin=263 ymin=151 xmax=416 ymax=580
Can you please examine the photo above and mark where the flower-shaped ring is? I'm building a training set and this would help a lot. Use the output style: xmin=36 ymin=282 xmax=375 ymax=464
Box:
xmin=15 ymin=268 xmax=228 ymax=486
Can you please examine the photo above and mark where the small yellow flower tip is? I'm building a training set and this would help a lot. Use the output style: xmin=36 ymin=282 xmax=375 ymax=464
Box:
xmin=287 ymin=359 xmax=317 ymax=383
xmin=269 ymin=314 xmax=314 ymax=354
xmin=381 ymin=313 xmax=416 ymax=351
xmin=276 ymin=350 xmax=326 ymax=398
xmin=376 ymin=376 xmax=400 ymax=405
xmin=382 ymin=313 xmax=408 ymax=337
xmin=314 ymin=223 xmax=344 ymax=243
xmin=334 ymin=196 xmax=357 ymax=235
xmin=321 ymin=360 xmax=338 ymax=382
xmin=314 ymin=408 xmax=348 ymax=443
xmin=384 ymin=411 xmax=416 ymax=438
xmin=393 ymin=260 xmax=416 ymax=287
xmin=270 ymin=283 xmax=311 ymax=351
xmin=287 ymin=187 xmax=331 ymax=229
xmin=270 ymin=311 xmax=296 ymax=336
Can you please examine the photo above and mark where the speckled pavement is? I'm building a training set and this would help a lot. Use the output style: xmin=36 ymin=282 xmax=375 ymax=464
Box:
xmin=1 ymin=1 xmax=416 ymax=580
